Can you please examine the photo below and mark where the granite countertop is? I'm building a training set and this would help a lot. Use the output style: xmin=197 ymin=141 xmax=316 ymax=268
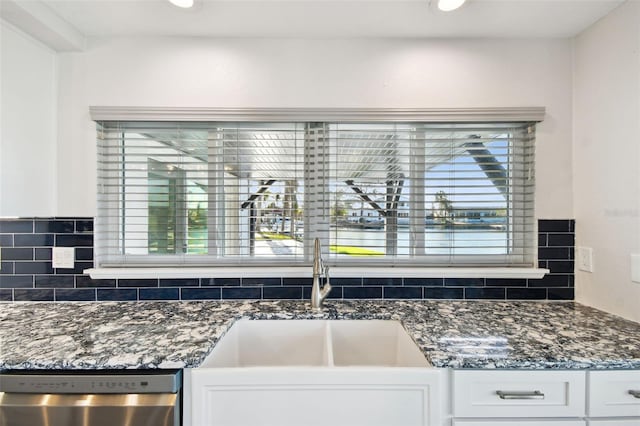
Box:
xmin=1 ymin=300 xmax=639 ymax=370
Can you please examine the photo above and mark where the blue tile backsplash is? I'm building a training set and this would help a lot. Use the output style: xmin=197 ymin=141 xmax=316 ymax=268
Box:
xmin=0 ymin=218 xmax=575 ymax=302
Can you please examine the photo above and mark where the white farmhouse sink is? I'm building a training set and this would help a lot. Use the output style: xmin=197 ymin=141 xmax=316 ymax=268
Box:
xmin=189 ymin=320 xmax=440 ymax=426
xmin=200 ymin=319 xmax=429 ymax=368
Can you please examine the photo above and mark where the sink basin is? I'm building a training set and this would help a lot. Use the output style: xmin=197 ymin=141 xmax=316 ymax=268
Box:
xmin=201 ymin=320 xmax=329 ymax=367
xmin=329 ymin=320 xmax=428 ymax=367
xmin=201 ymin=319 xmax=429 ymax=368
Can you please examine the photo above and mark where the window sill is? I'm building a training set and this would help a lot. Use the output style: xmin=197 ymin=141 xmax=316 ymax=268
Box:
xmin=85 ymin=267 xmax=549 ymax=280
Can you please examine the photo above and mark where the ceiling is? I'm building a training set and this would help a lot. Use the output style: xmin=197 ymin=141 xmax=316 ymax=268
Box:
xmin=1 ymin=0 xmax=626 ymax=45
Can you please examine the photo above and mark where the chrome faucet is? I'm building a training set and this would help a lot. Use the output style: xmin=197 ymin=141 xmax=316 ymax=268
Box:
xmin=311 ymin=238 xmax=332 ymax=310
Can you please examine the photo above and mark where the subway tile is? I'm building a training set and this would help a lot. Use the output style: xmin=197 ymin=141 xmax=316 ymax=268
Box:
xmin=465 ymin=287 xmax=506 ymax=300
xmin=0 ymin=234 xmax=13 ymax=247
xmin=263 ymin=286 xmax=303 ymax=300
xmin=547 ymin=233 xmax=575 ymax=247
xmin=538 ymin=233 xmax=547 ymax=247
xmin=1 ymin=248 xmax=32 ymax=261
xmin=222 ymin=287 xmax=262 ymax=299
xmin=54 ymin=261 xmax=93 ymax=275
xmin=241 ymin=277 xmax=281 ymax=286
xmin=486 ymin=278 xmax=527 ymax=287
xmin=0 ymin=289 xmax=12 ymax=301
xmin=75 ymin=248 xmax=94 ymax=261
xmin=35 ymin=248 xmax=52 ymax=261
xmin=15 ymin=262 xmax=53 ymax=275
xmin=97 ymin=288 xmax=138 ymax=301
xmin=75 ymin=220 xmax=94 ymax=233
xmin=538 ymin=247 xmax=571 ymax=260
xmin=506 ymin=288 xmax=547 ymax=300
xmin=0 ymin=220 xmax=33 ymax=233
xmin=56 ymin=234 xmax=93 ymax=247
xmin=35 ymin=275 xmax=75 ymax=288
xmin=548 ymin=288 xmax=575 ymax=300
xmin=14 ymin=289 xmax=54 ymax=301
xmin=56 ymin=288 xmax=96 ymax=301
xmin=538 ymin=220 xmax=573 ymax=233
xmin=201 ymin=277 xmax=239 ymax=286
xmin=423 ymin=287 xmax=464 ymax=299
xmin=0 ymin=262 xmax=14 ymax=275
xmin=363 ymin=277 xmax=402 ymax=286
xmin=160 ymin=278 xmax=200 ymax=287
xmin=404 ymin=278 xmax=444 ymax=287
xmin=0 ymin=275 xmax=32 ymax=288
xmin=547 ymin=260 xmax=575 ymax=274
xmin=181 ymin=288 xmax=221 ymax=300
xmin=14 ymin=234 xmax=54 ymax=247
xmin=343 ymin=286 xmax=382 ymax=299
xmin=139 ymin=288 xmax=180 ymax=300
xmin=117 ymin=279 xmax=158 ymax=288
xmin=527 ymin=274 xmax=572 ymax=288
xmin=445 ymin=278 xmax=485 ymax=287
xmin=76 ymin=275 xmax=116 ymax=288
xmin=282 ymin=277 xmax=313 ymax=286
xmin=330 ymin=277 xmax=362 ymax=286
xmin=35 ymin=220 xmax=75 ymax=233
xmin=383 ymin=286 xmax=422 ymax=299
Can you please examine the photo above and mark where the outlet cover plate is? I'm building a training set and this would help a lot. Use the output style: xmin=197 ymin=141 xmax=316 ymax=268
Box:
xmin=52 ymin=247 xmax=75 ymax=269
xmin=577 ymin=246 xmax=593 ymax=273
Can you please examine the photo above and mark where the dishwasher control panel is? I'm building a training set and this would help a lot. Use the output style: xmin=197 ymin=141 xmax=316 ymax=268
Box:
xmin=0 ymin=370 xmax=181 ymax=394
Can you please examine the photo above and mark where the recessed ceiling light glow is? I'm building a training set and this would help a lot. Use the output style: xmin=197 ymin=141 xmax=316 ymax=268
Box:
xmin=438 ymin=0 xmax=466 ymax=12
xmin=168 ymin=0 xmax=194 ymax=8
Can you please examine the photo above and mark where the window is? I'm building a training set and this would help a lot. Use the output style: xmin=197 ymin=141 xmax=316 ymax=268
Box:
xmin=95 ymin=111 xmax=538 ymax=269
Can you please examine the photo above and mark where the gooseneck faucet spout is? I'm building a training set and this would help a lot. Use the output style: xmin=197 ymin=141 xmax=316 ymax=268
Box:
xmin=311 ymin=238 xmax=332 ymax=310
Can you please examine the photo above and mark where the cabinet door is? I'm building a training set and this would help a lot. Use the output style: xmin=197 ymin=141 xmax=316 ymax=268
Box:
xmin=453 ymin=370 xmax=586 ymax=418
xmin=588 ymin=370 xmax=640 ymax=417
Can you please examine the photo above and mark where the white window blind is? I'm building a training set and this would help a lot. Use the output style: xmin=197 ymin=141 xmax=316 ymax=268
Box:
xmin=95 ymin=120 xmax=536 ymax=268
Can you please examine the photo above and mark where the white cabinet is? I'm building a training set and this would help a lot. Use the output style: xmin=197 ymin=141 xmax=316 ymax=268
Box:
xmin=588 ymin=370 xmax=640 ymax=418
xmin=449 ymin=370 xmax=640 ymax=426
xmin=188 ymin=368 xmax=443 ymax=426
xmin=452 ymin=370 xmax=586 ymax=418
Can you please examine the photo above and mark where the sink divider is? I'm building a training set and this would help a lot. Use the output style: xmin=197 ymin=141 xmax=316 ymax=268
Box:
xmin=324 ymin=321 xmax=335 ymax=367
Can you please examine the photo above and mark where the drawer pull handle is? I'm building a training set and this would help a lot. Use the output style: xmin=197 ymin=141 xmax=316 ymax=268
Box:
xmin=496 ymin=390 xmax=545 ymax=400
xmin=629 ymin=390 xmax=640 ymax=399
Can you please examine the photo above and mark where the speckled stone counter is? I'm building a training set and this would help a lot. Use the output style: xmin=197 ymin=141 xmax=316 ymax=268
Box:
xmin=1 ymin=300 xmax=639 ymax=370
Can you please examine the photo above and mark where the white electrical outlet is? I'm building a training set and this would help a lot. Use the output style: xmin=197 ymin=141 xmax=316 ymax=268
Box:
xmin=52 ymin=247 xmax=75 ymax=269
xmin=577 ymin=246 xmax=593 ymax=273
xmin=632 ymin=254 xmax=640 ymax=284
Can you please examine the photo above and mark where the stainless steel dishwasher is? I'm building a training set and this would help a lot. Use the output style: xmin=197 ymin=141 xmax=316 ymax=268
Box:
xmin=0 ymin=369 xmax=182 ymax=426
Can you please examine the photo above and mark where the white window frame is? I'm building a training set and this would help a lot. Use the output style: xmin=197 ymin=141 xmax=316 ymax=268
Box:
xmin=87 ymin=107 xmax=548 ymax=279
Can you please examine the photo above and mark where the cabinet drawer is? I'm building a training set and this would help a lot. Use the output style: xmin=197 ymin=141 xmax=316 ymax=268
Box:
xmin=588 ymin=370 xmax=640 ymax=417
xmin=453 ymin=370 xmax=586 ymax=418
xmin=454 ymin=421 xmax=585 ymax=426
xmin=587 ymin=421 xmax=640 ymax=425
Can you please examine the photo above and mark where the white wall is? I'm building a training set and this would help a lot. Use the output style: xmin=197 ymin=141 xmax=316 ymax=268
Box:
xmin=55 ymin=37 xmax=574 ymax=219
xmin=573 ymin=0 xmax=640 ymax=322
xmin=0 ymin=20 xmax=57 ymax=216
